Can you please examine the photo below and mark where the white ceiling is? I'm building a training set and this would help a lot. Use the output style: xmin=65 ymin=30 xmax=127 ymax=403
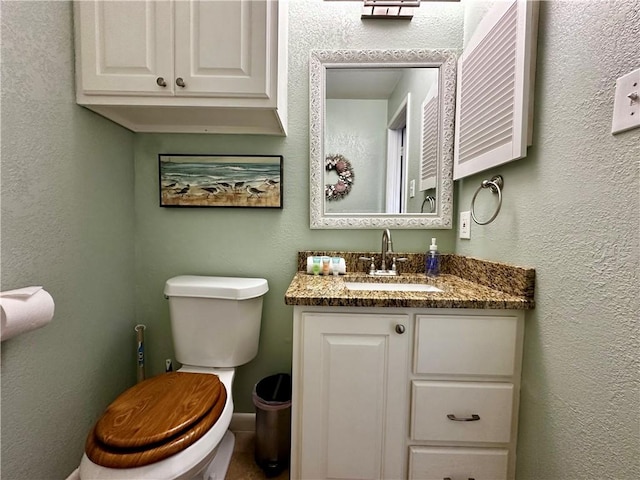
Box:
xmin=326 ymin=68 xmax=405 ymax=99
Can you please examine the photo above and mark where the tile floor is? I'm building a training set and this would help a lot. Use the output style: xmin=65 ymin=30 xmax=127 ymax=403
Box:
xmin=225 ymin=431 xmax=289 ymax=480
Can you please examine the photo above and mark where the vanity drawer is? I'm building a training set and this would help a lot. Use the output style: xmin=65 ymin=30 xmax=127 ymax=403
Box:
xmin=408 ymin=446 xmax=509 ymax=480
xmin=411 ymin=381 xmax=513 ymax=443
xmin=414 ymin=314 xmax=519 ymax=376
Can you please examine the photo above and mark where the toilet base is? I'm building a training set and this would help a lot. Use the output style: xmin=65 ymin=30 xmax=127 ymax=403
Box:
xmin=201 ymin=430 xmax=235 ymax=480
xmin=77 ymin=430 xmax=235 ymax=480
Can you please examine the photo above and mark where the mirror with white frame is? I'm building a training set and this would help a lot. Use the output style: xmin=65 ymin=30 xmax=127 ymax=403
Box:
xmin=309 ymin=49 xmax=456 ymax=229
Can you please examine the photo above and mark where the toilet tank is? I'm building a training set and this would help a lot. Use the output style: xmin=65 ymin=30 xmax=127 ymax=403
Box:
xmin=164 ymin=275 xmax=268 ymax=368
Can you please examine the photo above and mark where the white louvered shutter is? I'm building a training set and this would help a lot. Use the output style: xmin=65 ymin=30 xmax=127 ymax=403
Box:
xmin=420 ymin=83 xmax=438 ymax=191
xmin=453 ymin=0 xmax=538 ymax=180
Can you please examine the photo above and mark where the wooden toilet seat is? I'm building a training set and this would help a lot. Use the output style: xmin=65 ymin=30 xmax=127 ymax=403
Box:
xmin=85 ymin=372 xmax=226 ymax=469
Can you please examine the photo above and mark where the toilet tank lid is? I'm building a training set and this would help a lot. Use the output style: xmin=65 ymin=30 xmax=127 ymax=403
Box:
xmin=164 ymin=275 xmax=269 ymax=300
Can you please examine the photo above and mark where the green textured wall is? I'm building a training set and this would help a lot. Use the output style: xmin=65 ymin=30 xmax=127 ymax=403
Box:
xmin=0 ymin=1 xmax=136 ymax=478
xmin=134 ymin=0 xmax=462 ymax=412
xmin=4 ymin=1 xmax=636 ymax=479
xmin=456 ymin=1 xmax=640 ymax=479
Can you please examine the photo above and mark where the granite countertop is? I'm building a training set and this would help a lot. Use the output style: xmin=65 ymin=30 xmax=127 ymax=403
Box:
xmin=284 ymin=252 xmax=535 ymax=310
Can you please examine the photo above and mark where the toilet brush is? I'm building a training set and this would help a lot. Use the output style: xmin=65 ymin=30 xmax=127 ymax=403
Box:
xmin=135 ymin=324 xmax=146 ymax=383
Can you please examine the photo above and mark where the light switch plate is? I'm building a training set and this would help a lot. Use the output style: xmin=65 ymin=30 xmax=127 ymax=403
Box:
xmin=410 ymin=179 xmax=416 ymax=198
xmin=612 ymin=68 xmax=640 ymax=134
xmin=459 ymin=211 xmax=471 ymax=239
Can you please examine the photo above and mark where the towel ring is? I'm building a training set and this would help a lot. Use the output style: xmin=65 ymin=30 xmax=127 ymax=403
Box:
xmin=421 ymin=195 xmax=436 ymax=213
xmin=470 ymin=175 xmax=503 ymax=225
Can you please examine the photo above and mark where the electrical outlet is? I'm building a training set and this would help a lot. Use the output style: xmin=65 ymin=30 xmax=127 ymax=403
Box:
xmin=459 ymin=211 xmax=471 ymax=239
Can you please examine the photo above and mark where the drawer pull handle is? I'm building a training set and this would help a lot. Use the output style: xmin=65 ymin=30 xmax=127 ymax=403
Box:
xmin=447 ymin=413 xmax=480 ymax=422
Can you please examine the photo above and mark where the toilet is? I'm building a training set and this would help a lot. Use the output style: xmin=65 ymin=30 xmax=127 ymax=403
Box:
xmin=78 ymin=275 xmax=269 ymax=480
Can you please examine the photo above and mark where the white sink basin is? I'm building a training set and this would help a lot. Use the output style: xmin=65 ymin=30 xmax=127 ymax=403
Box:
xmin=344 ymin=282 xmax=443 ymax=293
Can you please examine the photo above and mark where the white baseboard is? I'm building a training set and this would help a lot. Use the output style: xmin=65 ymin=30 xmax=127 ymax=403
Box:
xmin=229 ymin=412 xmax=255 ymax=433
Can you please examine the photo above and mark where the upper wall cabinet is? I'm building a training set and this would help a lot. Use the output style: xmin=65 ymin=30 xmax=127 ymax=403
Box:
xmin=74 ymin=0 xmax=288 ymax=135
xmin=453 ymin=0 xmax=538 ymax=179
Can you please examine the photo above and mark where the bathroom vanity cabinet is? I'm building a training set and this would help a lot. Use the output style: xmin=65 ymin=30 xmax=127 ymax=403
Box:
xmin=291 ymin=306 xmax=525 ymax=480
xmin=73 ymin=0 xmax=287 ymax=135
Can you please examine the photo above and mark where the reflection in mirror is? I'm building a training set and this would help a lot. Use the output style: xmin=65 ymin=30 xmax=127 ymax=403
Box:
xmin=310 ymin=49 xmax=456 ymax=229
xmin=325 ymin=67 xmax=438 ymax=215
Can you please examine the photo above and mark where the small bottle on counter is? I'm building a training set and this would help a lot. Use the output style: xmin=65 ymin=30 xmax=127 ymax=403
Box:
xmin=322 ymin=256 xmax=331 ymax=275
xmin=331 ymin=257 xmax=341 ymax=276
xmin=425 ymin=237 xmax=440 ymax=277
xmin=312 ymin=256 xmax=321 ymax=275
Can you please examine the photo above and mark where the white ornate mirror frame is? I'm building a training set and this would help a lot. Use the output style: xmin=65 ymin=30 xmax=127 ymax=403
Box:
xmin=309 ymin=49 xmax=457 ymax=229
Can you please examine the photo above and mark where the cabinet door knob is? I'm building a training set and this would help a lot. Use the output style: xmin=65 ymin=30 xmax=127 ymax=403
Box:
xmin=447 ymin=413 xmax=480 ymax=422
xmin=176 ymin=77 xmax=186 ymax=88
xmin=156 ymin=77 xmax=167 ymax=87
xmin=395 ymin=324 xmax=405 ymax=334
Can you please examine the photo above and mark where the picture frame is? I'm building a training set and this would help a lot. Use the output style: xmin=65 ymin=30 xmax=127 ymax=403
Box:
xmin=159 ymin=154 xmax=283 ymax=208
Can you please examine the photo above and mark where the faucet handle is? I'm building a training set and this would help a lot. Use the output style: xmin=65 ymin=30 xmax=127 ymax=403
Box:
xmin=359 ymin=256 xmax=376 ymax=275
xmin=391 ymin=257 xmax=408 ymax=273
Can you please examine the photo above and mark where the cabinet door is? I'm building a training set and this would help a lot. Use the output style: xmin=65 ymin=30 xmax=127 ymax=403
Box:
xmin=174 ymin=0 xmax=273 ymax=97
xmin=299 ymin=313 xmax=409 ymax=480
xmin=76 ymin=0 xmax=174 ymax=95
xmin=453 ymin=0 xmax=538 ymax=180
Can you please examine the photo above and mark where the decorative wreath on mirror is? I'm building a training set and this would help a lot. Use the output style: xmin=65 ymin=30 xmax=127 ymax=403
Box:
xmin=325 ymin=154 xmax=354 ymax=201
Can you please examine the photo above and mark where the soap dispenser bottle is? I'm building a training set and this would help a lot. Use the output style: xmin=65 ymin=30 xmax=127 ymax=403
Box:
xmin=426 ymin=237 xmax=440 ymax=277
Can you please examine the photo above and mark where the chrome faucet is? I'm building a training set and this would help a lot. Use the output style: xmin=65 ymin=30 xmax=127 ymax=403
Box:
xmin=381 ymin=229 xmax=393 ymax=271
xmin=359 ymin=229 xmax=401 ymax=275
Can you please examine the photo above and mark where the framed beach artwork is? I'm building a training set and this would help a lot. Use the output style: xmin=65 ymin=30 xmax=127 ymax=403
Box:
xmin=159 ymin=154 xmax=283 ymax=208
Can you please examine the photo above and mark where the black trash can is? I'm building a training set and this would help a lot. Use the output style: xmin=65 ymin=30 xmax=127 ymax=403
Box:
xmin=252 ymin=373 xmax=292 ymax=477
